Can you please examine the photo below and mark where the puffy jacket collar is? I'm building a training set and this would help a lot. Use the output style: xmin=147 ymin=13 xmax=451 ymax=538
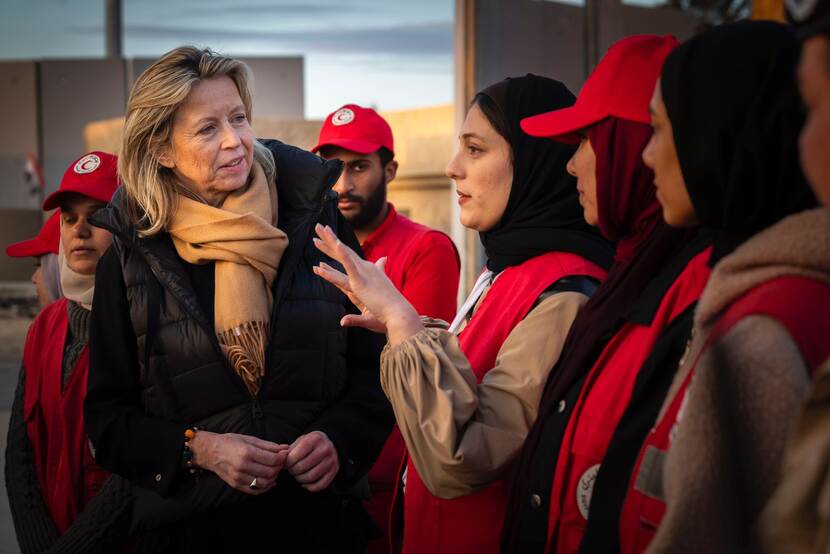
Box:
xmin=260 ymin=139 xmax=343 ymax=215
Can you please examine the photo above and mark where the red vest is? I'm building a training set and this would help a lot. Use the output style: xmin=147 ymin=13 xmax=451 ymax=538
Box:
xmin=394 ymin=252 xmax=607 ymax=554
xmin=543 ymin=248 xmax=712 ymax=553
xmin=23 ymin=299 xmax=109 ymax=533
xmin=618 ymin=276 xmax=830 ymax=554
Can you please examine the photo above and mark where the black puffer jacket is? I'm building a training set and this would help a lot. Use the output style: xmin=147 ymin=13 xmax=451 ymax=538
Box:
xmin=86 ymin=140 xmax=393 ymax=552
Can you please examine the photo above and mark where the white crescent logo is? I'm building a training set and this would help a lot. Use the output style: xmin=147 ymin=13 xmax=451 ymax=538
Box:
xmin=74 ymin=154 xmax=101 ymax=174
xmin=576 ymin=464 xmax=600 ymax=520
xmin=331 ymin=108 xmax=355 ymax=126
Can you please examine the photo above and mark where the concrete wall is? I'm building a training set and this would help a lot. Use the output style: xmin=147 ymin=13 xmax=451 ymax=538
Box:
xmin=475 ymin=0 xmax=586 ymax=95
xmin=0 ymin=210 xmax=43 ymax=282
xmin=40 ymin=60 xmax=128 ymax=197
xmin=596 ymin=1 xmax=701 ymax=55
xmin=0 ymin=62 xmax=40 ymax=210
xmin=473 ymin=0 xmax=701 ymax=102
xmin=382 ymin=105 xmax=455 ymax=236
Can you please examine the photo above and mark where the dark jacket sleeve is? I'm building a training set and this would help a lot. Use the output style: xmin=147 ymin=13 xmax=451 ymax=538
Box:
xmin=44 ymin=475 xmax=134 ymax=554
xmin=85 ymin=247 xmax=187 ymax=497
xmin=308 ymin=210 xmax=395 ymax=487
xmin=4 ymin=365 xmax=61 ymax=553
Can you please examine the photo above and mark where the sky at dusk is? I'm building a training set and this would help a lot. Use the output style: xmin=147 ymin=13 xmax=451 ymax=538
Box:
xmin=0 ymin=0 xmax=454 ymax=118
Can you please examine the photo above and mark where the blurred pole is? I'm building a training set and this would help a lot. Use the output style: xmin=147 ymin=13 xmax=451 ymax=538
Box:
xmin=454 ymin=0 xmax=480 ymax=298
xmin=106 ymin=0 xmax=123 ymax=59
xmin=456 ymin=0 xmax=476 ymax=303
xmin=584 ymin=0 xmax=599 ymax=77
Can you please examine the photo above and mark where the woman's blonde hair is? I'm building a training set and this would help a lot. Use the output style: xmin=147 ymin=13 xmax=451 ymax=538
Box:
xmin=120 ymin=45 xmax=275 ymax=236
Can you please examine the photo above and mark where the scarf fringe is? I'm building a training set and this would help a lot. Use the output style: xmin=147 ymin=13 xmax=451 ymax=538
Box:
xmin=218 ymin=321 xmax=268 ymax=397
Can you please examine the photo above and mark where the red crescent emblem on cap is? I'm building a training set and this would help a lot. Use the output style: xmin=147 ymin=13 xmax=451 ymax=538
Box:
xmin=332 ymin=108 xmax=355 ymax=126
xmin=73 ymin=154 xmax=101 ymax=174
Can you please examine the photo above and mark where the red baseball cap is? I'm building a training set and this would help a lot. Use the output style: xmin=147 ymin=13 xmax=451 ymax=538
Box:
xmin=6 ymin=211 xmax=61 ymax=258
xmin=42 ymin=151 xmax=119 ymax=211
xmin=312 ymin=104 xmax=394 ymax=155
xmin=521 ymin=34 xmax=679 ymax=143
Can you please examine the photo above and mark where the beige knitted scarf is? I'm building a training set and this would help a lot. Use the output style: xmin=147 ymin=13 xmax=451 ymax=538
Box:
xmin=169 ymin=161 xmax=288 ymax=396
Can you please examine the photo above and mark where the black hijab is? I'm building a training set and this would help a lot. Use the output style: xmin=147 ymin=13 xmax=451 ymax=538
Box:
xmin=661 ymin=20 xmax=816 ymax=263
xmin=477 ymin=75 xmax=614 ymax=274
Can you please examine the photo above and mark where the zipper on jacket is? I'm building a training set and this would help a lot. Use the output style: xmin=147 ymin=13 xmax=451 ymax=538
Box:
xmin=251 ymin=396 xmax=265 ymax=436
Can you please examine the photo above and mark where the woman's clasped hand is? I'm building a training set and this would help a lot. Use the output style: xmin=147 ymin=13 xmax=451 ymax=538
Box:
xmin=188 ymin=431 xmax=289 ymax=494
xmin=189 ymin=429 xmax=341 ymax=494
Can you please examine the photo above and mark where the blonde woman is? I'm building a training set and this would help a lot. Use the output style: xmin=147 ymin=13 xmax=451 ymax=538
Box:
xmin=84 ymin=46 xmax=392 ymax=552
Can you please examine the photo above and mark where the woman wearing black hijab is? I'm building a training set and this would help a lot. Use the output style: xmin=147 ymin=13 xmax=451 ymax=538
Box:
xmin=497 ymin=34 xmax=716 ymax=554
xmin=312 ymin=74 xmax=613 ymax=554
xmin=614 ymin=21 xmax=830 ymax=554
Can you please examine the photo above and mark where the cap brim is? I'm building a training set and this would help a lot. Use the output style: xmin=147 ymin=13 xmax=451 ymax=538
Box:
xmin=6 ymin=238 xmax=49 ymax=258
xmin=311 ymin=138 xmax=383 ymax=155
xmin=520 ymin=105 xmax=606 ymax=144
xmin=42 ymin=186 xmax=114 ymax=211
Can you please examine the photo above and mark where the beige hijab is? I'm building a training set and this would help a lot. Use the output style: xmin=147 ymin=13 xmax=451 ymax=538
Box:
xmin=168 ymin=157 xmax=289 ymax=396
xmin=59 ymin=243 xmax=95 ymax=310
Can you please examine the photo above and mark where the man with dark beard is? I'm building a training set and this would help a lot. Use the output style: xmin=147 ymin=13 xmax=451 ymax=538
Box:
xmin=314 ymin=104 xmax=460 ymax=554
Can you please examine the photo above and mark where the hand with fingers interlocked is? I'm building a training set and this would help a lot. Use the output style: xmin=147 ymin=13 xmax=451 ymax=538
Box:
xmin=285 ymin=431 xmax=340 ymax=492
xmin=312 ymin=223 xmax=425 ymax=345
xmin=189 ymin=431 xmax=290 ymax=495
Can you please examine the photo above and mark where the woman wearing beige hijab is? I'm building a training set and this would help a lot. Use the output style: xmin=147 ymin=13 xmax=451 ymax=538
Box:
xmin=6 ymin=151 xmax=118 ymax=552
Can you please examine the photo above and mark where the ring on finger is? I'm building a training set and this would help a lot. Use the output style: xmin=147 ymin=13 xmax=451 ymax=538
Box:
xmin=249 ymin=476 xmax=259 ymax=490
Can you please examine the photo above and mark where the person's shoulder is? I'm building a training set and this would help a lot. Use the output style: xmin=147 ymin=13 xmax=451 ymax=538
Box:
xmin=710 ymin=314 xmax=811 ymax=392
xmin=258 ymin=138 xmax=344 ymax=215
xmin=393 ymin=211 xmax=429 ymax=234
xmin=258 ymin=138 xmax=342 ymax=210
